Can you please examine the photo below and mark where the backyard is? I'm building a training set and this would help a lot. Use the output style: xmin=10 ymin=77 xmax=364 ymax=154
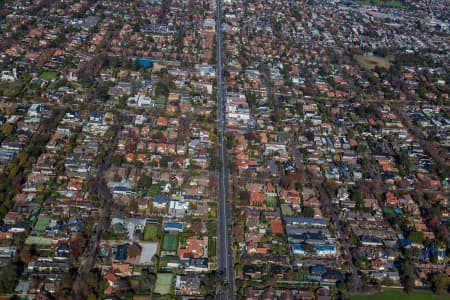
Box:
xmin=39 ymin=71 xmax=59 ymax=79
xmin=154 ymin=273 xmax=172 ymax=295
xmin=143 ymin=224 xmax=160 ymax=242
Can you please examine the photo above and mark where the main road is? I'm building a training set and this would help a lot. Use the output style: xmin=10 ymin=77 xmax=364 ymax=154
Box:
xmin=215 ymin=0 xmax=234 ymax=299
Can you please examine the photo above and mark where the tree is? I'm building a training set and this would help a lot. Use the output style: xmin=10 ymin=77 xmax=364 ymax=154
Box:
xmin=115 ymin=277 xmax=131 ymax=292
xmin=1 ymin=123 xmax=15 ymax=136
xmin=148 ymin=185 xmax=161 ymax=197
xmin=398 ymin=149 xmax=411 ymax=170
xmin=154 ymin=81 xmax=170 ymax=97
xmin=297 ymin=268 xmax=309 ymax=281
xmin=20 ymin=247 xmax=31 ymax=264
xmin=191 ymin=221 xmax=204 ymax=233
xmin=210 ymin=208 xmax=216 ymax=217
xmin=110 ymin=155 xmax=124 ymax=166
xmin=431 ymin=252 xmax=439 ymax=264
xmin=129 ymin=198 xmax=138 ymax=212
xmin=436 ymin=224 xmax=448 ymax=240
xmin=404 ymin=275 xmax=414 ymax=293
xmin=286 ymin=269 xmax=296 ymax=281
xmin=407 ymin=231 xmax=424 ymax=244
xmin=137 ymin=174 xmax=152 ymax=190
xmin=430 ymin=273 xmax=448 ymax=294
xmin=348 ymin=232 xmax=360 ymax=246
xmin=127 ymin=244 xmax=141 ymax=258
xmin=323 ymin=179 xmax=338 ymax=196
xmin=398 ymin=258 xmax=416 ymax=293
xmin=138 ymin=269 xmax=156 ymax=294
xmin=70 ymin=235 xmax=87 ymax=258
xmin=87 ymin=294 xmax=97 ymax=300
xmin=159 ymin=159 xmax=168 ymax=168
xmin=232 ymin=225 xmax=244 ymax=242
xmin=345 ymin=272 xmax=359 ymax=293
xmin=305 ymin=130 xmax=314 ymax=141
xmin=0 ymin=263 xmax=21 ymax=292
xmin=302 ymin=206 xmax=314 ymax=218
xmin=304 ymin=244 xmax=316 ymax=255
xmin=280 ymin=174 xmax=294 ymax=189
xmin=83 ymin=270 xmax=102 ymax=291
xmin=350 ymin=189 xmax=364 ymax=208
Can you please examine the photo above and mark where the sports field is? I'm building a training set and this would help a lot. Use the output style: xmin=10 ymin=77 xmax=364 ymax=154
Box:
xmin=351 ymin=290 xmax=449 ymax=300
xmin=162 ymin=233 xmax=178 ymax=251
xmin=154 ymin=273 xmax=172 ymax=295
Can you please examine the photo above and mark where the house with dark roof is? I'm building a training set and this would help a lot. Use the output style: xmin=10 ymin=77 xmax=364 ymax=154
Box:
xmin=153 ymin=194 xmax=168 ymax=208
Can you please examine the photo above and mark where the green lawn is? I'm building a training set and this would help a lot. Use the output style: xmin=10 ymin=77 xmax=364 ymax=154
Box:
xmin=208 ymin=235 xmax=216 ymax=259
xmin=162 ymin=233 xmax=178 ymax=251
xmin=0 ymin=81 xmax=24 ymax=97
xmin=351 ymin=290 xmax=449 ymax=300
xmin=40 ymin=71 xmax=59 ymax=79
xmin=33 ymin=217 xmax=51 ymax=232
xmin=148 ymin=185 xmax=162 ymax=197
xmin=206 ymin=220 xmax=217 ymax=236
xmin=281 ymin=204 xmax=293 ymax=216
xmin=143 ymin=224 xmax=160 ymax=242
xmin=383 ymin=207 xmax=395 ymax=215
xmin=154 ymin=273 xmax=172 ymax=295
xmin=47 ymin=82 xmax=58 ymax=89
xmin=265 ymin=196 xmax=277 ymax=207
xmin=25 ymin=236 xmax=53 ymax=246
xmin=355 ymin=55 xmax=391 ymax=70
xmin=356 ymin=0 xmax=406 ymax=8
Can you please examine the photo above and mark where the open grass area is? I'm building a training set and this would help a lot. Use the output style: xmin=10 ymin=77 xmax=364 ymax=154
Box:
xmin=208 ymin=235 xmax=216 ymax=259
xmin=25 ymin=236 xmax=53 ymax=246
xmin=0 ymin=81 xmax=24 ymax=98
xmin=281 ymin=204 xmax=293 ymax=216
xmin=47 ymin=82 xmax=58 ymax=89
xmin=33 ymin=217 xmax=51 ymax=232
xmin=162 ymin=233 xmax=178 ymax=251
xmin=143 ymin=224 xmax=160 ymax=242
xmin=351 ymin=290 xmax=449 ymax=300
xmin=206 ymin=220 xmax=217 ymax=236
xmin=265 ymin=196 xmax=277 ymax=207
xmin=355 ymin=55 xmax=391 ymax=70
xmin=357 ymin=0 xmax=406 ymax=8
xmin=154 ymin=273 xmax=172 ymax=295
xmin=39 ymin=71 xmax=59 ymax=79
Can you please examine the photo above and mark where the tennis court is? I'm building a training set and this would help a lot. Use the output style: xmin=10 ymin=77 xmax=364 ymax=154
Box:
xmin=162 ymin=233 xmax=178 ymax=251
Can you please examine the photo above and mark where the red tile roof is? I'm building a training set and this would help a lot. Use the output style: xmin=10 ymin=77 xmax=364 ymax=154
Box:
xmin=271 ymin=219 xmax=284 ymax=235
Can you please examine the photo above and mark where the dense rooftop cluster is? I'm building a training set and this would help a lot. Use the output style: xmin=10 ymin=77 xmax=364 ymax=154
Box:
xmin=0 ymin=0 xmax=222 ymax=299
xmin=0 ymin=0 xmax=447 ymax=299
xmin=220 ymin=0 xmax=449 ymax=298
